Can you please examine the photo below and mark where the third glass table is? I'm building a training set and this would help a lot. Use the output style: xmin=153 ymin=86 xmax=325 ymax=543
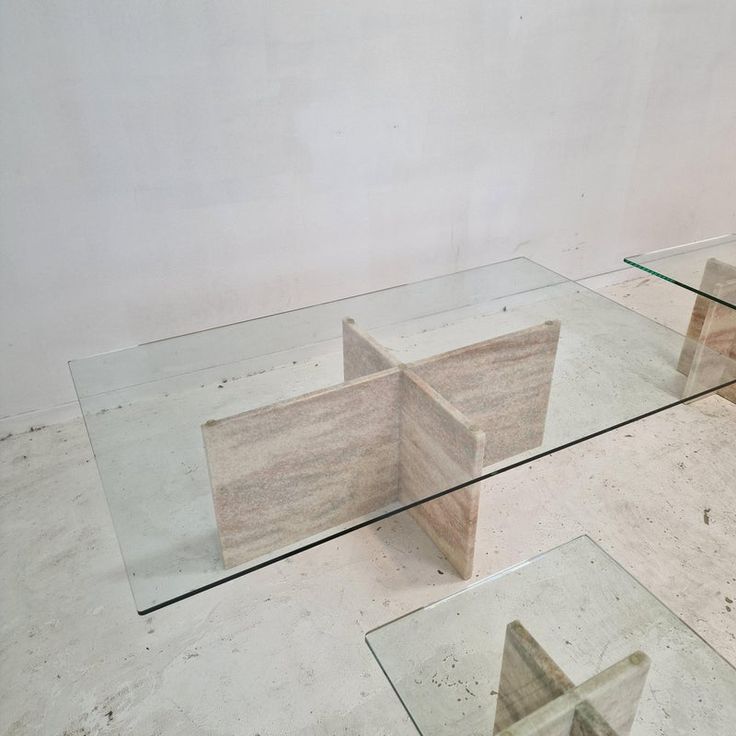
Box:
xmin=366 ymin=536 xmax=736 ymax=735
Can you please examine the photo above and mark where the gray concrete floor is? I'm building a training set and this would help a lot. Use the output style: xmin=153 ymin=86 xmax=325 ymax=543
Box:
xmin=2 ymin=277 xmax=735 ymax=735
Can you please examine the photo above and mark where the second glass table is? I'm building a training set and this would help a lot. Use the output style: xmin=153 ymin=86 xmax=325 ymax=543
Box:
xmin=366 ymin=536 xmax=736 ymax=735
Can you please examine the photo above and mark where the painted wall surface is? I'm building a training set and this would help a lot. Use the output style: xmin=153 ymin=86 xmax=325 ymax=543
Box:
xmin=2 ymin=1 xmax=735 ymax=421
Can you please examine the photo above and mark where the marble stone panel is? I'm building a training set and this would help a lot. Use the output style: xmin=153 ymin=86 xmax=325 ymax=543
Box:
xmin=203 ymin=368 xmax=402 ymax=568
xmin=398 ymin=369 xmax=486 ymax=580
xmin=410 ymin=321 xmax=560 ymax=466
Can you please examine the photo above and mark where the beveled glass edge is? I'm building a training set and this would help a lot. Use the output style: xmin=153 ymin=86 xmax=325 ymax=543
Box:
xmin=134 ymin=373 xmax=736 ymax=616
xmin=624 ymin=234 xmax=736 ymax=310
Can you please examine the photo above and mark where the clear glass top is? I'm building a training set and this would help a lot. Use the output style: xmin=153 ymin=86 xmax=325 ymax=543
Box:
xmin=366 ymin=536 xmax=736 ymax=735
xmin=69 ymin=257 xmax=736 ymax=614
xmin=624 ymin=234 xmax=736 ymax=309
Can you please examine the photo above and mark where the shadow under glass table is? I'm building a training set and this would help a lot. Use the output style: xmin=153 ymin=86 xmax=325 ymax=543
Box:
xmin=366 ymin=536 xmax=736 ymax=735
xmin=69 ymin=257 xmax=736 ymax=614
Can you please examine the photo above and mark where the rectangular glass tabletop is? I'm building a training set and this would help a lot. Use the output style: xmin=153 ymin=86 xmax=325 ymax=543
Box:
xmin=366 ymin=535 xmax=736 ymax=735
xmin=69 ymin=257 xmax=736 ymax=614
xmin=624 ymin=234 xmax=736 ymax=309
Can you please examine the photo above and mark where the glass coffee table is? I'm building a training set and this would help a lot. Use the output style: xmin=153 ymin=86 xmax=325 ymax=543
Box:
xmin=69 ymin=257 xmax=736 ymax=614
xmin=366 ymin=536 xmax=736 ymax=735
xmin=625 ymin=235 xmax=736 ymax=403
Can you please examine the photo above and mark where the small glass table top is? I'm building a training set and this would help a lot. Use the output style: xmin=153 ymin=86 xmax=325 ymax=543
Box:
xmin=625 ymin=234 xmax=736 ymax=309
xmin=69 ymin=258 xmax=736 ymax=614
xmin=366 ymin=536 xmax=736 ymax=735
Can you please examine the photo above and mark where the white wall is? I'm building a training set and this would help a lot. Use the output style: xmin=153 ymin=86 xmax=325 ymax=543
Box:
xmin=2 ymin=1 xmax=735 ymax=424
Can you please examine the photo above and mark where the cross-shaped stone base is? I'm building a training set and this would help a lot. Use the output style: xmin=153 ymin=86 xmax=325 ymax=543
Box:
xmin=202 ymin=317 xmax=560 ymax=577
xmin=494 ymin=621 xmax=650 ymax=736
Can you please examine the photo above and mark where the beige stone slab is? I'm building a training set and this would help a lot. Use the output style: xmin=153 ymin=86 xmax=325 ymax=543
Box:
xmin=493 ymin=620 xmax=573 ymax=733
xmin=342 ymin=317 xmax=400 ymax=381
xmin=398 ymin=370 xmax=486 ymax=580
xmin=410 ymin=321 xmax=561 ymax=466
xmin=683 ymin=279 xmax=736 ymax=403
xmin=678 ymin=257 xmax=736 ymax=375
xmin=203 ymin=368 xmax=402 ymax=568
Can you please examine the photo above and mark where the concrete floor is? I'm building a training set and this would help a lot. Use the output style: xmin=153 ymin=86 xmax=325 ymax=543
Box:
xmin=2 ymin=276 xmax=735 ymax=735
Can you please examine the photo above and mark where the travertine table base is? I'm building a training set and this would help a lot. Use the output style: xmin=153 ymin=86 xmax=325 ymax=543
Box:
xmin=494 ymin=621 xmax=649 ymax=736
xmin=202 ymin=318 xmax=560 ymax=578
xmin=678 ymin=257 xmax=736 ymax=403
